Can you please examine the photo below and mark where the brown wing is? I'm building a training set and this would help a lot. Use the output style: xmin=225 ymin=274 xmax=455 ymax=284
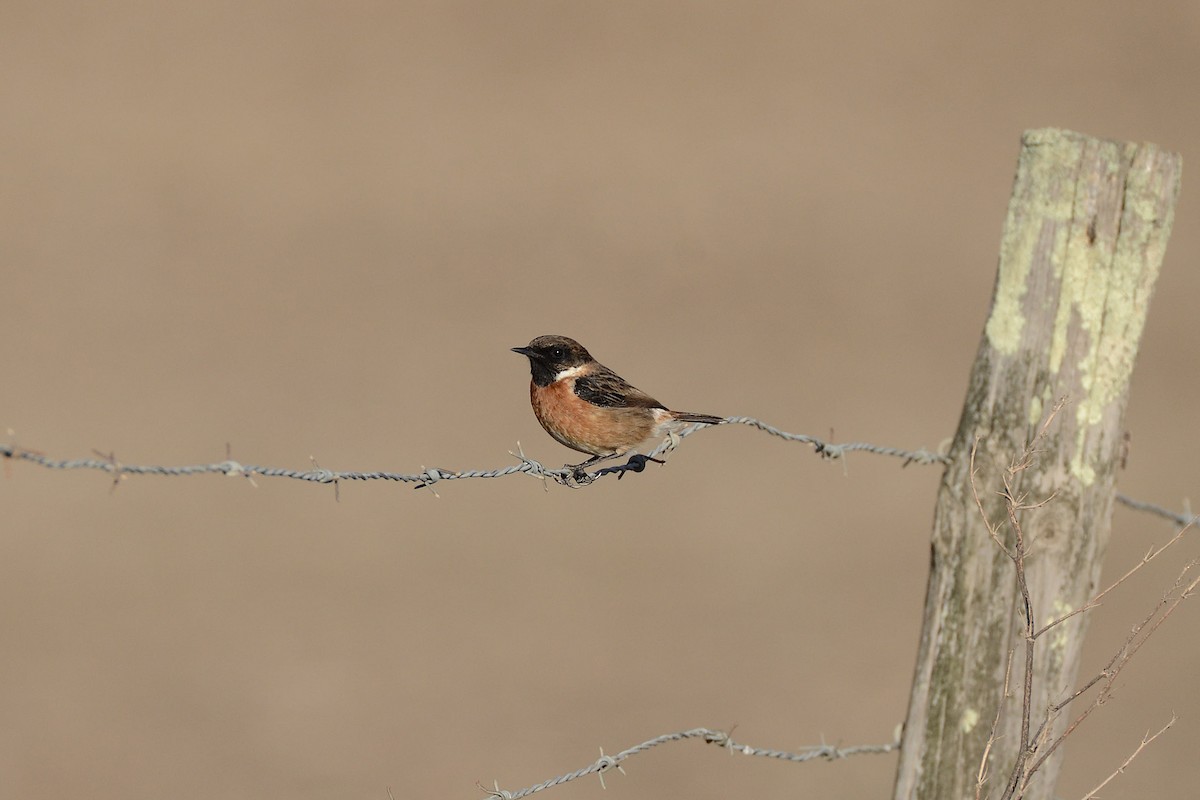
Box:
xmin=574 ymin=366 xmax=665 ymax=410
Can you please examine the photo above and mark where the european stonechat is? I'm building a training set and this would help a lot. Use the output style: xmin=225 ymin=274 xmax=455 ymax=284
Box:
xmin=512 ymin=334 xmax=724 ymax=473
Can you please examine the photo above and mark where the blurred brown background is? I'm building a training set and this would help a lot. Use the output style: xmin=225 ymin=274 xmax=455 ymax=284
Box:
xmin=2 ymin=3 xmax=1197 ymax=798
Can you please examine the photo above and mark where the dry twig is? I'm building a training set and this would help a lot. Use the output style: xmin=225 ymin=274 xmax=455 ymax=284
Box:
xmin=967 ymin=399 xmax=1195 ymax=800
xmin=1078 ymin=716 xmax=1176 ymax=800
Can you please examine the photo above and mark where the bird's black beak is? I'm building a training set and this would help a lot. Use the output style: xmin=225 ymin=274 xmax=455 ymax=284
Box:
xmin=511 ymin=346 xmax=538 ymax=359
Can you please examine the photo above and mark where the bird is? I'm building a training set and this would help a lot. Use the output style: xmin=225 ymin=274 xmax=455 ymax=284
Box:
xmin=511 ymin=334 xmax=724 ymax=473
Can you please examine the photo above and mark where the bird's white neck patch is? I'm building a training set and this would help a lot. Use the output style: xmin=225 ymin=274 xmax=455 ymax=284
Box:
xmin=553 ymin=364 xmax=587 ymax=382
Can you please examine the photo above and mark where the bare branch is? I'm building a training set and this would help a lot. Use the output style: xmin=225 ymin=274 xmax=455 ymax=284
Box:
xmin=1026 ymin=563 xmax=1200 ymax=778
xmin=976 ymin=650 xmax=1015 ymax=800
xmin=1078 ymin=716 xmax=1176 ymax=800
xmin=969 ymin=437 xmax=1012 ymax=555
xmin=1035 ymin=521 xmax=1196 ymax=639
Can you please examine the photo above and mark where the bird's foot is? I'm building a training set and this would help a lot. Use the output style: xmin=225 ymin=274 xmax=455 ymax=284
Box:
xmin=596 ymin=453 xmax=665 ymax=480
xmin=562 ymin=464 xmax=596 ymax=487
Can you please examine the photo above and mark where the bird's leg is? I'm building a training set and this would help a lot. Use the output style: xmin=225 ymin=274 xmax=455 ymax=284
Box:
xmin=565 ymin=452 xmax=617 ymax=482
xmin=568 ymin=451 xmax=670 ymax=483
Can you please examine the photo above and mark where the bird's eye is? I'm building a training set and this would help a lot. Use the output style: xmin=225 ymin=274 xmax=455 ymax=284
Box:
xmin=552 ymin=347 xmax=565 ymax=360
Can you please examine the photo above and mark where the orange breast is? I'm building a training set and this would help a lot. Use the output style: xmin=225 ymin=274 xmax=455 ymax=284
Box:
xmin=530 ymin=379 xmax=656 ymax=456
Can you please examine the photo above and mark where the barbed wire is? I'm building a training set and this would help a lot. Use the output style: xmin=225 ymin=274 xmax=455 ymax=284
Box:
xmin=474 ymin=726 xmax=900 ymax=799
xmin=1 ymin=419 xmax=1194 ymax=529
xmin=0 ymin=417 xmax=946 ymax=491
xmin=3 ymin=420 xmax=1194 ymax=799
xmin=1112 ymin=494 xmax=1196 ymax=528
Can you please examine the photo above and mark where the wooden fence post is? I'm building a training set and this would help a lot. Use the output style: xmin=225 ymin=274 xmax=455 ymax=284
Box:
xmin=892 ymin=129 xmax=1182 ymax=800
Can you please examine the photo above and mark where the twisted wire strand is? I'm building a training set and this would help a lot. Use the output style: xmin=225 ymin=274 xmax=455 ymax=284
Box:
xmin=1114 ymin=494 xmax=1197 ymax=528
xmin=1 ymin=421 xmax=1194 ymax=529
xmin=479 ymin=727 xmax=900 ymax=799
xmin=0 ymin=416 xmax=945 ymax=489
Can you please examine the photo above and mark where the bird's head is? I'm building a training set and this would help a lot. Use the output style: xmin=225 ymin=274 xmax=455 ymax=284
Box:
xmin=512 ymin=335 xmax=594 ymax=387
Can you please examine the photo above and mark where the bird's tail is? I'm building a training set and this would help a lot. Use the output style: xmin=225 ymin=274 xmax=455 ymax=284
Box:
xmin=671 ymin=412 xmax=725 ymax=426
